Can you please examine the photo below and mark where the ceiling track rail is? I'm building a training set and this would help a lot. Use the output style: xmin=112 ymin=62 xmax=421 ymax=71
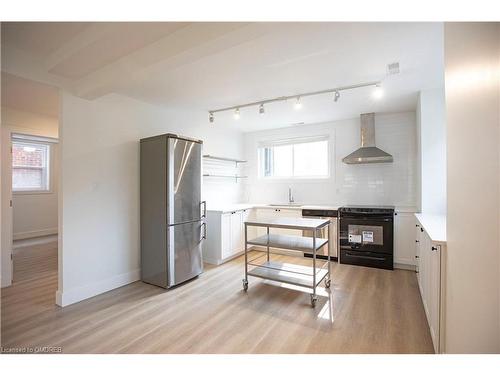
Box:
xmin=208 ymin=80 xmax=381 ymax=117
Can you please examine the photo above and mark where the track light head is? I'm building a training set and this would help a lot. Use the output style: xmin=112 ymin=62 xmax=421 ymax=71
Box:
xmin=372 ymin=83 xmax=384 ymax=100
xmin=334 ymin=90 xmax=340 ymax=102
xmin=234 ymin=108 xmax=240 ymax=120
xmin=259 ymin=104 xmax=265 ymax=114
xmin=294 ymin=96 xmax=302 ymax=110
xmin=209 ymin=112 xmax=214 ymax=123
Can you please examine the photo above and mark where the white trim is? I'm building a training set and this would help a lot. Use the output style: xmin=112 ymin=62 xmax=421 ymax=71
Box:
xmin=258 ymin=134 xmax=329 ymax=148
xmin=12 ymin=189 xmax=54 ymax=195
xmin=13 ymin=228 xmax=58 ymax=240
xmin=258 ymin=135 xmax=331 ymax=179
xmin=11 ymin=133 xmax=59 ymax=144
xmin=55 ymin=268 xmax=141 ymax=307
xmin=12 ymin=138 xmax=52 ymax=193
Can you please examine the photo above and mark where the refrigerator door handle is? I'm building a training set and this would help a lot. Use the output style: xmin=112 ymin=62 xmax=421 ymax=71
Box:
xmin=201 ymin=201 xmax=207 ymax=218
xmin=202 ymin=222 xmax=207 ymax=240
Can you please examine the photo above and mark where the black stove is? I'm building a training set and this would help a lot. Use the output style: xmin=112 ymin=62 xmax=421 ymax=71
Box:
xmin=339 ymin=205 xmax=395 ymax=214
xmin=338 ymin=205 xmax=395 ymax=270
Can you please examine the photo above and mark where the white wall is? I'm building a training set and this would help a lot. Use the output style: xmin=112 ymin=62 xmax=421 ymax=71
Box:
xmin=243 ymin=112 xmax=418 ymax=210
xmin=444 ymin=23 xmax=500 ymax=353
xmin=417 ymin=88 xmax=447 ymax=214
xmin=57 ymin=92 xmax=244 ymax=306
xmin=1 ymin=107 xmax=59 ymax=240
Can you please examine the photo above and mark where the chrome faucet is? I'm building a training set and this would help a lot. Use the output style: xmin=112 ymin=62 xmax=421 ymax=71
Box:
xmin=288 ymin=187 xmax=294 ymax=204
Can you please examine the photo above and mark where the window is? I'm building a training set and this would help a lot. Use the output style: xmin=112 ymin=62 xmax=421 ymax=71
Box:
xmin=259 ymin=136 xmax=329 ymax=178
xmin=12 ymin=140 xmax=51 ymax=192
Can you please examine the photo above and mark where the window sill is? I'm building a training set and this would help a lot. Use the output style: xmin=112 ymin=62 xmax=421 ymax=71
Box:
xmin=13 ymin=190 xmax=54 ymax=196
xmin=258 ymin=176 xmax=331 ymax=183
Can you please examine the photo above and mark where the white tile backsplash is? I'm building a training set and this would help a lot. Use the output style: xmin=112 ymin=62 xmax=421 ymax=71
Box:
xmin=242 ymin=111 xmax=417 ymax=208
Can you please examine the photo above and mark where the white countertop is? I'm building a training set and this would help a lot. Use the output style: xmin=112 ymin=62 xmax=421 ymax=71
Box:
xmin=208 ymin=202 xmax=417 ymax=214
xmin=207 ymin=203 xmax=340 ymax=213
xmin=415 ymin=213 xmax=447 ymax=243
xmin=206 ymin=203 xmax=255 ymax=213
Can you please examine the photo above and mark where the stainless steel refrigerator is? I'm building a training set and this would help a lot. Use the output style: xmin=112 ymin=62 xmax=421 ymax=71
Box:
xmin=140 ymin=133 xmax=206 ymax=288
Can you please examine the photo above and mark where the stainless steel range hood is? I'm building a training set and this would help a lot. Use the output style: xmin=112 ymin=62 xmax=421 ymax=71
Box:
xmin=342 ymin=113 xmax=393 ymax=164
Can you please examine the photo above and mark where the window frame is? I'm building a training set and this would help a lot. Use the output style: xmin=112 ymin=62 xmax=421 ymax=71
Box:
xmin=258 ymin=135 xmax=331 ymax=180
xmin=11 ymin=136 xmax=54 ymax=195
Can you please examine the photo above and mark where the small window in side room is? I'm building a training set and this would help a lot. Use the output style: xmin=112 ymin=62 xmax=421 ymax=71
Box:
xmin=12 ymin=139 xmax=51 ymax=193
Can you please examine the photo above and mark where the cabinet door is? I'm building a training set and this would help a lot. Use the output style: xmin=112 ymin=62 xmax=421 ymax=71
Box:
xmin=230 ymin=211 xmax=243 ymax=255
xmin=428 ymin=242 xmax=441 ymax=352
xmin=255 ymin=208 xmax=275 ymax=237
xmin=394 ymin=213 xmax=416 ymax=266
xmin=275 ymin=209 xmax=302 ymax=236
xmin=241 ymin=209 xmax=250 ymax=249
xmin=419 ymin=230 xmax=430 ymax=318
xmin=416 ymin=224 xmax=422 ymax=287
xmin=221 ymin=213 xmax=232 ymax=259
xmin=329 ymin=218 xmax=338 ymax=258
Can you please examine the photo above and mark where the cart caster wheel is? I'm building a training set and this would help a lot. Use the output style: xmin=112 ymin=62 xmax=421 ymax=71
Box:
xmin=310 ymin=294 xmax=318 ymax=308
xmin=325 ymin=279 xmax=331 ymax=289
xmin=242 ymin=279 xmax=248 ymax=292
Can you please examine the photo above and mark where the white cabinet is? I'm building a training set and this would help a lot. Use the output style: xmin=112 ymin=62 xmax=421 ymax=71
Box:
xmin=205 ymin=209 xmax=251 ymax=265
xmin=394 ymin=212 xmax=417 ymax=267
xmin=415 ymin=218 xmax=446 ymax=353
xmin=221 ymin=213 xmax=232 ymax=259
xmin=274 ymin=208 xmax=302 ymax=236
xmin=230 ymin=211 xmax=243 ymax=254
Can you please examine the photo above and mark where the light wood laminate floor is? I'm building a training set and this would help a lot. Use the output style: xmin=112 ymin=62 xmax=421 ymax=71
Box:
xmin=1 ymin=242 xmax=434 ymax=353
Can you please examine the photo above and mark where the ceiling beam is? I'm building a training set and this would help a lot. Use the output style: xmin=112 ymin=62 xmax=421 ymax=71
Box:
xmin=1 ymin=44 xmax=72 ymax=92
xmin=72 ymin=23 xmax=278 ymax=100
xmin=44 ymin=23 xmax=113 ymax=72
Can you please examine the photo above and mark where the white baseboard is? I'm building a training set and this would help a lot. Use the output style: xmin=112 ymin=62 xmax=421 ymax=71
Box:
xmin=13 ymin=228 xmax=58 ymax=240
xmin=1 ymin=273 xmax=12 ymax=288
xmin=203 ymin=256 xmax=222 ymax=265
xmin=13 ymin=234 xmax=58 ymax=249
xmin=394 ymin=263 xmax=416 ymax=271
xmin=55 ymin=268 xmax=140 ymax=307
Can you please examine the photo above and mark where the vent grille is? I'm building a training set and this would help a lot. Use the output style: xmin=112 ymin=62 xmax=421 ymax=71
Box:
xmin=387 ymin=62 xmax=400 ymax=75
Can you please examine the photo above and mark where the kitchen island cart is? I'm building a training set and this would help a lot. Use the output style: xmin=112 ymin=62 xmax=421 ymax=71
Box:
xmin=243 ymin=217 xmax=331 ymax=307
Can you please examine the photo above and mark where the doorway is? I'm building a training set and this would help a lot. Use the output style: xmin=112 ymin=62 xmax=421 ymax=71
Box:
xmin=0 ymin=73 xmax=60 ymax=303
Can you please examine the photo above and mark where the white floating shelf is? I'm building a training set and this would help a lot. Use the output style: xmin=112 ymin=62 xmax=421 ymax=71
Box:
xmin=203 ymin=174 xmax=248 ymax=179
xmin=203 ymin=155 xmax=247 ymax=164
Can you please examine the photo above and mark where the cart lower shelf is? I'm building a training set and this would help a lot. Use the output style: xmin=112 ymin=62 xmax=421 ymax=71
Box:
xmin=247 ymin=261 xmax=329 ymax=289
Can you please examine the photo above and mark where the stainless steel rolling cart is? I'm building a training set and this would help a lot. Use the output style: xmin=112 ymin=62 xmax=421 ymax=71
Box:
xmin=243 ymin=217 xmax=331 ymax=307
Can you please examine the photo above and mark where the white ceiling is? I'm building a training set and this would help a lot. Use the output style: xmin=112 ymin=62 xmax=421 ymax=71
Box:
xmin=1 ymin=22 xmax=444 ymax=132
xmin=1 ymin=72 xmax=59 ymax=117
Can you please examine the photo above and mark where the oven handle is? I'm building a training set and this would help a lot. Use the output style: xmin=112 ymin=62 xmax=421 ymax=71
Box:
xmin=340 ymin=216 xmax=392 ymax=222
xmin=341 ymin=211 xmax=393 ymax=215
xmin=344 ymin=252 xmax=387 ymax=261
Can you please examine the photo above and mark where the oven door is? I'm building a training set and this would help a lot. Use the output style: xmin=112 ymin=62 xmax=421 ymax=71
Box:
xmin=339 ymin=215 xmax=393 ymax=255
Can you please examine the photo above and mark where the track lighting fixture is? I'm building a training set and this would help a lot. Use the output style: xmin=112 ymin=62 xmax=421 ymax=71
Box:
xmin=207 ymin=80 xmax=382 ymax=123
xmin=294 ymin=96 xmax=302 ymax=110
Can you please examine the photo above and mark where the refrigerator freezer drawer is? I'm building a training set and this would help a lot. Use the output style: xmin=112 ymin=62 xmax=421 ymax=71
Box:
xmin=167 ymin=221 xmax=204 ymax=287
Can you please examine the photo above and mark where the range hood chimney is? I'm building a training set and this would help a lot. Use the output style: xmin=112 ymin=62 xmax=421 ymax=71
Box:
xmin=342 ymin=113 xmax=393 ymax=164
